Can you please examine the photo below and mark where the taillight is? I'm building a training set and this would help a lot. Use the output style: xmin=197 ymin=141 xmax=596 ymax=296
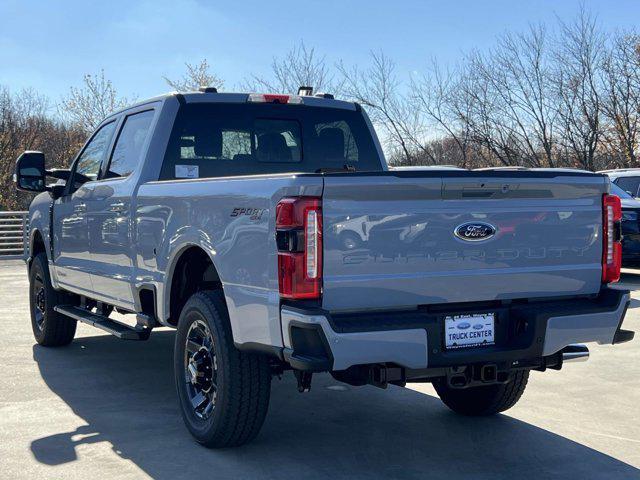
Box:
xmin=602 ymin=194 xmax=622 ymax=283
xmin=276 ymin=197 xmax=322 ymax=299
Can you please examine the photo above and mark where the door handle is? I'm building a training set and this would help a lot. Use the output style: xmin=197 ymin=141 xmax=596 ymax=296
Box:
xmin=74 ymin=203 xmax=87 ymax=213
xmin=109 ymin=202 xmax=126 ymax=213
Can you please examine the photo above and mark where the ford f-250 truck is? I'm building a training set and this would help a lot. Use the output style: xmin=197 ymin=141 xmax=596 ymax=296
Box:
xmin=15 ymin=87 xmax=635 ymax=448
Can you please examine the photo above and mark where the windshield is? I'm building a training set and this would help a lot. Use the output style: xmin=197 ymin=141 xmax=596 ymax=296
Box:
xmin=160 ymin=103 xmax=383 ymax=180
xmin=610 ymin=182 xmax=634 ymax=199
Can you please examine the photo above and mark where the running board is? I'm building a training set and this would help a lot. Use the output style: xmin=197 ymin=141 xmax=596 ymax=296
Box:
xmin=54 ymin=305 xmax=151 ymax=340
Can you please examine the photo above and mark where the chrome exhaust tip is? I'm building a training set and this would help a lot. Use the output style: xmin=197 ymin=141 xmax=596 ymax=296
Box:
xmin=562 ymin=344 xmax=589 ymax=363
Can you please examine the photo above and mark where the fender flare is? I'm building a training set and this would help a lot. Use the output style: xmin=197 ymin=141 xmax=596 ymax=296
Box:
xmin=26 ymin=227 xmax=45 ymax=266
xmin=160 ymin=235 xmax=222 ymax=324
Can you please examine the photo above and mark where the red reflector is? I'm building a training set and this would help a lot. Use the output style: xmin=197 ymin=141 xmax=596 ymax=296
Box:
xmin=276 ymin=197 xmax=322 ymax=299
xmin=602 ymin=194 xmax=622 ymax=283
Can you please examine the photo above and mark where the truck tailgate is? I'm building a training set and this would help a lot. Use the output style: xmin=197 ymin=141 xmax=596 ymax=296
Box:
xmin=321 ymin=172 xmax=607 ymax=311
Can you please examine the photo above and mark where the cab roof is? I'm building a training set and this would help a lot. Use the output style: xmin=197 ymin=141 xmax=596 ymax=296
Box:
xmin=108 ymin=90 xmax=357 ymax=119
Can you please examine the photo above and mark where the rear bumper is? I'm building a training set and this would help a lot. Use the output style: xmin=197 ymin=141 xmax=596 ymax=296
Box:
xmin=280 ymin=287 xmax=633 ymax=372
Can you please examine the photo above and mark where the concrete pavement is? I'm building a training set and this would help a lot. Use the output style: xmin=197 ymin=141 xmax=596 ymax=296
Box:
xmin=0 ymin=259 xmax=638 ymax=479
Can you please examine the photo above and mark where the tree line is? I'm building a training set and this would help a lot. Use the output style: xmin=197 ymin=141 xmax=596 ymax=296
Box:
xmin=1 ymin=8 xmax=639 ymax=210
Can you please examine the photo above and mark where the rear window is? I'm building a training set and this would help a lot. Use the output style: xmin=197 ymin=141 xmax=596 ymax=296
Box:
xmin=159 ymin=103 xmax=382 ymax=180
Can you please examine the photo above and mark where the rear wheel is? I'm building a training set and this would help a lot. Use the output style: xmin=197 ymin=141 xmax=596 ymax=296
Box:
xmin=174 ymin=290 xmax=271 ymax=448
xmin=29 ymin=252 xmax=77 ymax=346
xmin=434 ymin=370 xmax=529 ymax=416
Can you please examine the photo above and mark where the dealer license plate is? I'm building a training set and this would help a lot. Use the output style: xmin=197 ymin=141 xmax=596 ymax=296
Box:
xmin=444 ymin=313 xmax=495 ymax=349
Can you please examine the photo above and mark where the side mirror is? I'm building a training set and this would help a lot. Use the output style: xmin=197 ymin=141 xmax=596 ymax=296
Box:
xmin=14 ymin=151 xmax=72 ymax=197
xmin=14 ymin=151 xmax=46 ymax=192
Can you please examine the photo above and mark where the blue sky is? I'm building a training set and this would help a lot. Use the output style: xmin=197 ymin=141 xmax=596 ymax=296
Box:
xmin=1 ymin=0 xmax=639 ymax=103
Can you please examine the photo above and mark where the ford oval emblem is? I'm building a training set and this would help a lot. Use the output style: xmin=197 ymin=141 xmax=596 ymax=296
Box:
xmin=457 ymin=322 xmax=471 ymax=330
xmin=454 ymin=222 xmax=496 ymax=242
xmin=473 ymin=323 xmax=484 ymax=330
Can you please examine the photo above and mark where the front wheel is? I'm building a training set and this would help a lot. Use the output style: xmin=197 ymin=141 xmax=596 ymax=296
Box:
xmin=174 ymin=290 xmax=271 ymax=448
xmin=29 ymin=252 xmax=77 ymax=346
xmin=434 ymin=370 xmax=529 ymax=416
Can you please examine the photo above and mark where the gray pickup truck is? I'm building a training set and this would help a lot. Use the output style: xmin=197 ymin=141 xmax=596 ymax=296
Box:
xmin=15 ymin=87 xmax=634 ymax=448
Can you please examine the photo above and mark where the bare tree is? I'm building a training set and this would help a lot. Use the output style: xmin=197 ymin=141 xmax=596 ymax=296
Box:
xmin=1 ymin=87 xmax=49 ymax=204
xmin=553 ymin=8 xmax=605 ymax=171
xmin=163 ymin=59 xmax=224 ymax=92
xmin=434 ymin=25 xmax=558 ymax=168
xmin=410 ymin=27 xmax=562 ymax=170
xmin=4 ymin=5 xmax=640 ymax=208
xmin=59 ymin=70 xmax=131 ymax=132
xmin=0 ymin=86 xmax=85 ymax=210
xmin=411 ymin=61 xmax=475 ymax=167
xmin=600 ymin=32 xmax=640 ymax=168
xmin=247 ymin=41 xmax=341 ymax=94
xmin=489 ymin=26 xmax=557 ymax=166
xmin=338 ymin=51 xmax=419 ymax=164
xmin=434 ymin=56 xmax=523 ymax=167
xmin=408 ymin=9 xmax=637 ymax=172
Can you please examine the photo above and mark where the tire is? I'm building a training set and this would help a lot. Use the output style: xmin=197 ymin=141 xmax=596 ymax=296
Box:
xmin=434 ymin=370 xmax=529 ymax=416
xmin=29 ymin=252 xmax=77 ymax=346
xmin=174 ymin=290 xmax=271 ymax=448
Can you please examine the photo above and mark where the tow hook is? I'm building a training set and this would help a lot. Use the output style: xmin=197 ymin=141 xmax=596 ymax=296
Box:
xmin=294 ymin=370 xmax=313 ymax=393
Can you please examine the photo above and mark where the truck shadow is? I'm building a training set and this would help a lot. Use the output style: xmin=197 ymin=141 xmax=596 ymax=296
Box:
xmin=31 ymin=331 xmax=639 ymax=480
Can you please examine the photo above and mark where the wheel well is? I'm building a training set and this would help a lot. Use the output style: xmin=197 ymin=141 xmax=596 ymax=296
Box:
xmin=168 ymin=246 xmax=222 ymax=326
xmin=30 ymin=231 xmax=46 ymax=265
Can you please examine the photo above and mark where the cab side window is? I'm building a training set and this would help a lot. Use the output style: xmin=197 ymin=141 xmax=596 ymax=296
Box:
xmin=73 ymin=121 xmax=117 ymax=188
xmin=106 ymin=110 xmax=155 ymax=178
